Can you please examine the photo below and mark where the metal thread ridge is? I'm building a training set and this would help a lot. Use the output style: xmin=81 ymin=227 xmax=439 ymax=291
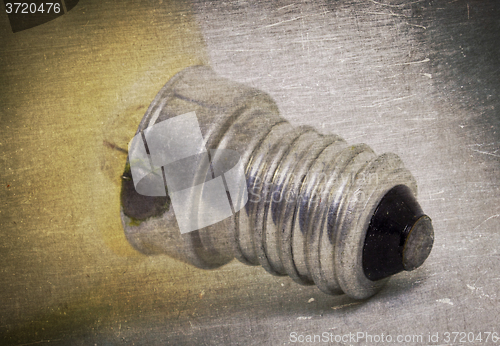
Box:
xmin=121 ymin=66 xmax=418 ymax=299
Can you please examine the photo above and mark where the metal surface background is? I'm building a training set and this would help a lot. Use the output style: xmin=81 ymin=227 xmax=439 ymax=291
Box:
xmin=1 ymin=0 xmax=499 ymax=345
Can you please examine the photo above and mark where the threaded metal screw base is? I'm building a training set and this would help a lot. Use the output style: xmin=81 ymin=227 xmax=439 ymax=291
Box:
xmin=121 ymin=66 xmax=422 ymax=299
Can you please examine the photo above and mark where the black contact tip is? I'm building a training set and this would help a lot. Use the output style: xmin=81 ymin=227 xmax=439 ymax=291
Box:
xmin=362 ymin=185 xmax=434 ymax=281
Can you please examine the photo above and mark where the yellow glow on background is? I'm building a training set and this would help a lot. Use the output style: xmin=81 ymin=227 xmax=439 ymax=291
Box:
xmin=0 ymin=1 xmax=208 ymax=342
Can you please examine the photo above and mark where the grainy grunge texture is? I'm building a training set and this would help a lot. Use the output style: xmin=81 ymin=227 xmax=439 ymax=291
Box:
xmin=0 ymin=0 xmax=499 ymax=345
